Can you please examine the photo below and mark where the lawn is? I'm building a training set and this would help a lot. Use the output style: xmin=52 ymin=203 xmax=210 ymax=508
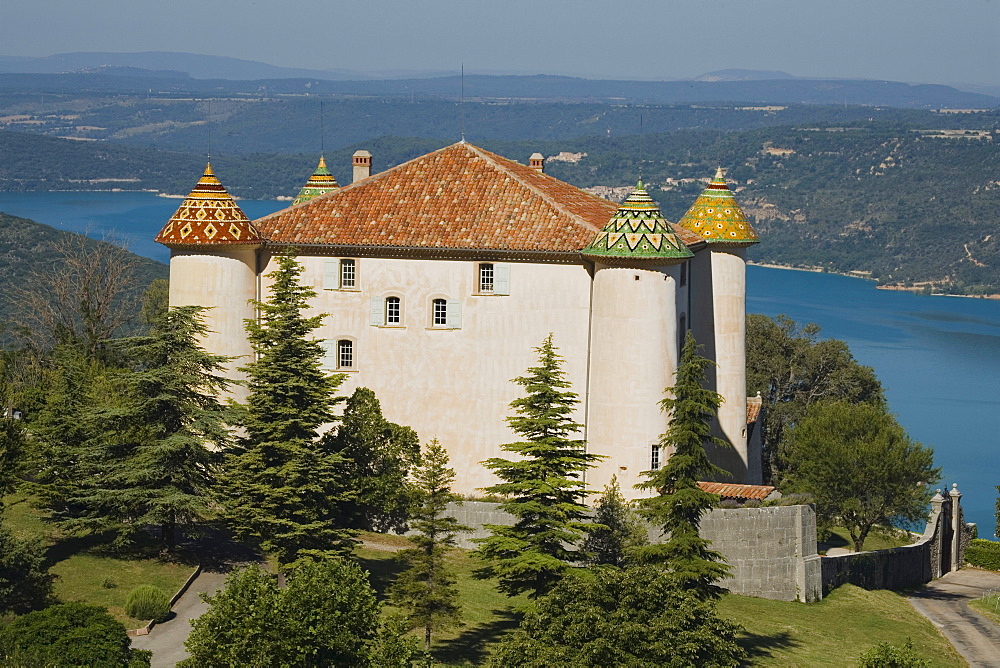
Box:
xmin=819 ymin=525 xmax=916 ymax=553
xmin=3 ymin=493 xmax=196 ymax=628
xmin=969 ymin=592 xmax=1000 ymax=626
xmin=356 ymin=533 xmax=962 ymax=667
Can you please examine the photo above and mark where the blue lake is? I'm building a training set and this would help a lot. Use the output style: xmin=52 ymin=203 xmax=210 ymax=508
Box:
xmin=2 ymin=191 xmax=998 ymax=537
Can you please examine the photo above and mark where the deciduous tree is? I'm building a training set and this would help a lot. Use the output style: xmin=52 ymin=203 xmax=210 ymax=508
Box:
xmin=784 ymin=400 xmax=939 ymax=552
xmin=390 ymin=439 xmax=470 ymax=652
xmin=636 ymin=332 xmax=730 ymax=599
xmin=217 ymin=254 xmax=352 ymax=564
xmin=475 ymin=335 xmax=601 ymax=599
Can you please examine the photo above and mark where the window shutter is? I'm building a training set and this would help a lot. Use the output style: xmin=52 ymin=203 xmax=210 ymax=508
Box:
xmin=369 ymin=296 xmax=383 ymax=326
xmin=321 ymin=340 xmax=337 ymax=369
xmin=493 ymin=263 xmax=510 ymax=295
xmin=323 ymin=259 xmax=340 ymax=289
xmin=446 ymin=300 xmax=462 ymax=329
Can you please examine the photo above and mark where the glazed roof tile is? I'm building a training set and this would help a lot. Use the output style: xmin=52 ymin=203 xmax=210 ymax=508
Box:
xmin=155 ymin=163 xmax=263 ymax=247
xmin=697 ymin=482 xmax=776 ymax=501
xmin=257 ymin=142 xmax=694 ymax=254
xmin=582 ymin=179 xmax=693 ymax=265
xmin=292 ymin=156 xmax=340 ymax=206
xmin=678 ymin=167 xmax=759 ymax=246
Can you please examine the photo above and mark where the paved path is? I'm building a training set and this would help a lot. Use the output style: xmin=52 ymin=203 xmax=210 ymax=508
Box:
xmin=908 ymin=569 xmax=1000 ymax=667
xmin=131 ymin=569 xmax=229 ymax=668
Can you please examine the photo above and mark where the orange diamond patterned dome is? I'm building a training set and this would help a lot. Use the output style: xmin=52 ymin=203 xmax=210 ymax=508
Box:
xmin=677 ymin=168 xmax=759 ymax=246
xmin=155 ymin=163 xmax=263 ymax=247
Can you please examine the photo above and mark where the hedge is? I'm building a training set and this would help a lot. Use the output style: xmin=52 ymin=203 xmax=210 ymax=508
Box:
xmin=965 ymin=539 xmax=1000 ymax=571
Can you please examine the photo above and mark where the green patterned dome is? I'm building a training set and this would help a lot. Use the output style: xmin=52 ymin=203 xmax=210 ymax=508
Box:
xmin=677 ymin=167 xmax=759 ymax=246
xmin=582 ymin=180 xmax=693 ymax=265
xmin=293 ymin=156 xmax=339 ymax=205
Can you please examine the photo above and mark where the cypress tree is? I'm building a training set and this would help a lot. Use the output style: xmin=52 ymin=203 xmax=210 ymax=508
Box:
xmin=636 ymin=331 xmax=730 ymax=599
xmin=61 ymin=305 xmax=231 ymax=551
xmin=475 ymin=334 xmax=601 ymax=598
xmin=390 ymin=439 xmax=470 ymax=653
xmin=218 ymin=254 xmax=352 ymax=564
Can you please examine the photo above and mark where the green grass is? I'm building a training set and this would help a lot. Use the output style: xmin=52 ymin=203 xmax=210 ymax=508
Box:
xmin=969 ymin=593 xmax=1000 ymax=626
xmin=819 ymin=526 xmax=916 ymax=554
xmin=3 ymin=494 xmax=196 ymax=627
xmin=719 ymin=584 xmax=963 ymax=667
xmin=355 ymin=534 xmax=960 ymax=667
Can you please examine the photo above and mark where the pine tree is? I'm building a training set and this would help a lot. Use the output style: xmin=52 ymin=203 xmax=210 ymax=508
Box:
xmin=636 ymin=331 xmax=730 ymax=599
xmin=326 ymin=387 xmax=420 ymax=533
xmin=217 ymin=254 xmax=352 ymax=564
xmin=390 ymin=439 xmax=470 ymax=653
xmin=62 ymin=306 xmax=231 ymax=551
xmin=475 ymin=334 xmax=602 ymax=599
xmin=581 ymin=475 xmax=648 ymax=568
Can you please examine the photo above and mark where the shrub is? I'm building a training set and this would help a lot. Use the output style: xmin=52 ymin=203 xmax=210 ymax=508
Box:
xmin=965 ymin=539 xmax=1000 ymax=571
xmin=124 ymin=584 xmax=171 ymax=622
xmin=858 ymin=637 xmax=929 ymax=667
xmin=0 ymin=602 xmax=151 ymax=668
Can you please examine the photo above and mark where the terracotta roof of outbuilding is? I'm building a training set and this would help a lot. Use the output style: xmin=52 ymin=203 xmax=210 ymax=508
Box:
xmin=256 ymin=142 xmax=694 ymax=254
xmin=155 ymin=163 xmax=263 ymax=247
xmin=697 ymin=482 xmax=776 ymax=501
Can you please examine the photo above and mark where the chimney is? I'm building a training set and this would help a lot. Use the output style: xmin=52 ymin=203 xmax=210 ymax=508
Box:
xmin=529 ymin=152 xmax=544 ymax=173
xmin=353 ymin=150 xmax=372 ymax=183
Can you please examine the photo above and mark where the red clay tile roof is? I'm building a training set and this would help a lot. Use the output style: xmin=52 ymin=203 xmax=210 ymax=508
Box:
xmin=255 ymin=142 xmax=701 ymax=254
xmin=697 ymin=482 xmax=776 ymax=501
xmin=155 ymin=163 xmax=263 ymax=247
xmin=747 ymin=395 xmax=764 ymax=424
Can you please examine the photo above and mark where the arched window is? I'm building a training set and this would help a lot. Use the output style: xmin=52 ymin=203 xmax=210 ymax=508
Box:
xmin=385 ymin=296 xmax=401 ymax=325
xmin=432 ymin=298 xmax=448 ymax=326
xmin=338 ymin=339 xmax=354 ymax=369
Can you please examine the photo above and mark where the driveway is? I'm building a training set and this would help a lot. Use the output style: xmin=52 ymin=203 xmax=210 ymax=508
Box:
xmin=131 ymin=569 xmax=229 ymax=668
xmin=908 ymin=568 xmax=1000 ymax=667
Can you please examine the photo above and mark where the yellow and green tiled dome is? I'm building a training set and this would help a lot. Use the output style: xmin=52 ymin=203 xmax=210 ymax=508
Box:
xmin=292 ymin=156 xmax=339 ymax=205
xmin=154 ymin=163 xmax=263 ymax=247
xmin=582 ymin=180 xmax=693 ymax=265
xmin=678 ymin=167 xmax=758 ymax=246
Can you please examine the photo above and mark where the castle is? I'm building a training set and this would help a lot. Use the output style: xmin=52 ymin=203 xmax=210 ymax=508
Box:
xmin=155 ymin=142 xmax=761 ymax=497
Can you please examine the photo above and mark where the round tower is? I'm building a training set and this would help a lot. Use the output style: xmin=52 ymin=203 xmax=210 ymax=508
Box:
xmin=292 ymin=155 xmax=340 ymax=206
xmin=678 ymin=168 xmax=760 ymax=483
xmin=583 ymin=181 xmax=694 ymax=497
xmin=154 ymin=163 xmax=263 ymax=403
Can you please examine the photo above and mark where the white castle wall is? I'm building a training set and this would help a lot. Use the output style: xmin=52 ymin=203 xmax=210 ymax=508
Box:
xmin=169 ymin=247 xmax=258 ymax=404
xmin=258 ymin=253 xmax=594 ymax=495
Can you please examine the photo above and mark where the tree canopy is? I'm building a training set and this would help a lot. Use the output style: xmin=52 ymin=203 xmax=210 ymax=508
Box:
xmin=475 ymin=334 xmax=601 ymax=599
xmin=784 ymin=400 xmax=939 ymax=551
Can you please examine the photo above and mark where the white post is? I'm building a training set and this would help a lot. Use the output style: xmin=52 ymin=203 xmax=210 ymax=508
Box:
xmin=949 ymin=483 xmax=962 ymax=572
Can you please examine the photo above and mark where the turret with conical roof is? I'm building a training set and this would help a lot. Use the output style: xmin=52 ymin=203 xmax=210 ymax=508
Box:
xmin=157 ymin=163 xmax=261 ymax=404
xmin=293 ymin=156 xmax=340 ymax=206
xmin=582 ymin=180 xmax=693 ymax=264
xmin=155 ymin=163 xmax=263 ymax=247
xmin=678 ymin=168 xmax=758 ymax=246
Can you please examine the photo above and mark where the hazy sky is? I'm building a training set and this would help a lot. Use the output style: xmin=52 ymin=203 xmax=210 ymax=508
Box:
xmin=3 ymin=0 xmax=999 ymax=85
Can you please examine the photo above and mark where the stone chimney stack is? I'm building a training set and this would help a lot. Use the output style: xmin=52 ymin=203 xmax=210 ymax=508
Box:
xmin=529 ymin=152 xmax=545 ymax=173
xmin=353 ymin=150 xmax=372 ymax=183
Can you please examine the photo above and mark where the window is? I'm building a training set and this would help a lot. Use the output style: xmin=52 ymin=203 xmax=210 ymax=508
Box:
xmin=338 ymin=339 xmax=353 ymax=369
xmin=476 ymin=262 xmax=510 ymax=295
xmin=651 ymin=444 xmax=661 ymax=470
xmin=479 ymin=263 xmax=494 ymax=293
xmin=679 ymin=313 xmax=687 ymax=353
xmin=430 ymin=298 xmax=462 ymax=329
xmin=340 ymin=259 xmax=356 ymax=288
xmin=323 ymin=258 xmax=358 ymax=290
xmin=680 ymin=262 xmax=688 ymax=287
xmin=385 ymin=296 xmax=400 ymax=325
xmin=433 ymin=298 xmax=448 ymax=326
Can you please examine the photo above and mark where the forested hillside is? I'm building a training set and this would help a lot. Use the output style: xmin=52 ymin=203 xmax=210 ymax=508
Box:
xmin=0 ymin=212 xmax=167 ymax=335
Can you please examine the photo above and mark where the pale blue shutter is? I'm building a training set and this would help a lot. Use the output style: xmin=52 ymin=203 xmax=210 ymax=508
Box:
xmin=493 ymin=263 xmax=510 ymax=295
xmin=323 ymin=259 xmax=340 ymax=289
xmin=321 ymin=341 xmax=337 ymax=369
xmin=369 ymin=297 xmax=383 ymax=326
xmin=446 ymin=300 xmax=462 ymax=329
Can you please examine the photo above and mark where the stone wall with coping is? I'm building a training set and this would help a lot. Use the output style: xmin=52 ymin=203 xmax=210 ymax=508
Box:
xmin=443 ymin=501 xmax=822 ymax=603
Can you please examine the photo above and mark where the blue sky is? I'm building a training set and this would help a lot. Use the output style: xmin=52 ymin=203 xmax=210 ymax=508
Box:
xmin=3 ymin=0 xmax=999 ymax=85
